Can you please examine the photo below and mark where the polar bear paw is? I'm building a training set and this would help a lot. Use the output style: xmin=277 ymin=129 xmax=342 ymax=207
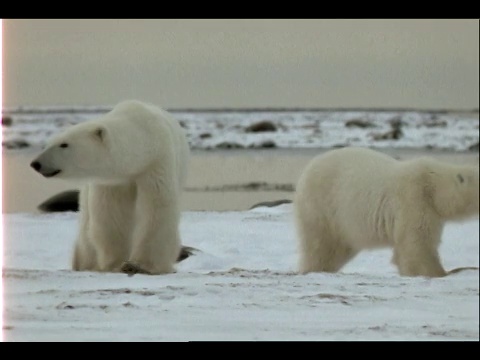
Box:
xmin=121 ymin=261 xmax=152 ymax=276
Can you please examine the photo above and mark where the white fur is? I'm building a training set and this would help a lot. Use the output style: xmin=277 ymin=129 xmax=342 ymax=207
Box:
xmin=294 ymin=147 xmax=479 ymax=277
xmin=32 ymin=100 xmax=189 ymax=274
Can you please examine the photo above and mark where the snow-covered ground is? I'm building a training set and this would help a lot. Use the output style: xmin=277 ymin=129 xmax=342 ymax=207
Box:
xmin=2 ymin=107 xmax=479 ymax=341
xmin=2 ymin=205 xmax=479 ymax=341
xmin=2 ymin=107 xmax=479 ymax=152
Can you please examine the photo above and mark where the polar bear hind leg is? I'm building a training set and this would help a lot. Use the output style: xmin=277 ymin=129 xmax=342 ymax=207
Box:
xmin=297 ymin=217 xmax=358 ymax=274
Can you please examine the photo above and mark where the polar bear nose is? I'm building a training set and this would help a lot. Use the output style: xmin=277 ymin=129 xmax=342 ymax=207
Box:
xmin=30 ymin=161 xmax=42 ymax=172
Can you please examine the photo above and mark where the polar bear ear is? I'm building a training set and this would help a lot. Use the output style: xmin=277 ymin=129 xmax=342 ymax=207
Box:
xmin=93 ymin=126 xmax=107 ymax=142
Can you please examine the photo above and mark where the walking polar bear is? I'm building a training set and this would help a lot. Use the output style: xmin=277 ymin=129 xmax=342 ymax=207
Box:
xmin=31 ymin=100 xmax=190 ymax=275
xmin=294 ymin=147 xmax=479 ymax=277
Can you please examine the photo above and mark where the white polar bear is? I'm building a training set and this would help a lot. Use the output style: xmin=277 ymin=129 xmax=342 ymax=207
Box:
xmin=294 ymin=147 xmax=479 ymax=277
xmin=31 ymin=100 xmax=190 ymax=275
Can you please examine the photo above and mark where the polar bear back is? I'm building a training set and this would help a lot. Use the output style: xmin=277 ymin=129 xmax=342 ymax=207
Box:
xmin=295 ymin=147 xmax=479 ymax=250
xmin=99 ymin=100 xmax=189 ymax=186
xmin=295 ymin=147 xmax=400 ymax=249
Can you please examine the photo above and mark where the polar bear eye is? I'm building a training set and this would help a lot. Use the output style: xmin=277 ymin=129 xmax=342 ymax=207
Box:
xmin=59 ymin=143 xmax=69 ymax=148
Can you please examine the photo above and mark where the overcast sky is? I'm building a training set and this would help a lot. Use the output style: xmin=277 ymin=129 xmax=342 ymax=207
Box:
xmin=3 ymin=19 xmax=479 ymax=110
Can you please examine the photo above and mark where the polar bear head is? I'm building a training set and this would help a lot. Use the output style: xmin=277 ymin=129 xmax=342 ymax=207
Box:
xmin=30 ymin=121 xmax=118 ymax=182
xmin=30 ymin=116 xmax=158 ymax=184
xmin=427 ymin=161 xmax=479 ymax=221
xmin=31 ymin=100 xmax=187 ymax=187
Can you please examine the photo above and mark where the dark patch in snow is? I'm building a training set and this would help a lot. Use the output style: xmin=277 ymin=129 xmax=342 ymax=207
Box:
xmin=38 ymin=190 xmax=80 ymax=212
xmin=468 ymin=141 xmax=479 ymax=151
xmin=345 ymin=119 xmax=376 ymax=128
xmin=249 ymin=199 xmax=292 ymax=210
xmin=199 ymin=132 xmax=212 ymax=139
xmin=254 ymin=140 xmax=277 ymax=149
xmin=245 ymin=120 xmax=277 ymax=133
xmin=2 ymin=139 xmax=31 ymax=149
xmin=2 ymin=116 xmax=13 ymax=126
xmin=215 ymin=142 xmax=245 ymax=149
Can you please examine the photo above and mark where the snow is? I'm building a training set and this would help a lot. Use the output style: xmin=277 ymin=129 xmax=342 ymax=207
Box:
xmin=2 ymin=108 xmax=479 ymax=152
xmin=2 ymin=106 xmax=479 ymax=340
xmin=3 ymin=205 xmax=479 ymax=341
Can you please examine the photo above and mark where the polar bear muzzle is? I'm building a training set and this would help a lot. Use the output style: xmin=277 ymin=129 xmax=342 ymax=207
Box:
xmin=30 ymin=159 xmax=62 ymax=178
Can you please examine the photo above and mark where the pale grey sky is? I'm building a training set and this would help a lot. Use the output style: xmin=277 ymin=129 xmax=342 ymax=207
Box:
xmin=3 ymin=19 xmax=479 ymax=109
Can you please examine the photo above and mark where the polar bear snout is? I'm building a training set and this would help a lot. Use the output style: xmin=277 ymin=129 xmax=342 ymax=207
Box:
xmin=30 ymin=160 xmax=41 ymax=172
xmin=30 ymin=159 xmax=62 ymax=178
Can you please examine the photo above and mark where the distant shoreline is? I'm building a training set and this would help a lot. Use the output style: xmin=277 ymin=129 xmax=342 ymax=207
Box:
xmin=3 ymin=106 xmax=479 ymax=115
xmin=3 ymin=108 xmax=479 ymax=152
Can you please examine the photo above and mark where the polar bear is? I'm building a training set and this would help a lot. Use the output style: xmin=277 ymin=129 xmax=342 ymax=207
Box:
xmin=30 ymin=100 xmax=190 ymax=275
xmin=294 ymin=147 xmax=479 ymax=277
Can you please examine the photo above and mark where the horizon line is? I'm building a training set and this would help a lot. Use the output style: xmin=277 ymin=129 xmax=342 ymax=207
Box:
xmin=3 ymin=105 xmax=479 ymax=114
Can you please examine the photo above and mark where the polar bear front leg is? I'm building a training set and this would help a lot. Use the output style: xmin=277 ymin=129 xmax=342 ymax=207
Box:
xmin=72 ymin=186 xmax=99 ymax=271
xmin=88 ymin=184 xmax=133 ymax=272
xmin=123 ymin=175 xmax=181 ymax=275
xmin=73 ymin=238 xmax=98 ymax=271
xmin=394 ymin=245 xmax=447 ymax=277
xmin=393 ymin=222 xmax=447 ymax=277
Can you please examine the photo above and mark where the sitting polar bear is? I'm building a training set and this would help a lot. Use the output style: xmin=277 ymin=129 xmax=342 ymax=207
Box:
xmin=31 ymin=100 xmax=190 ymax=275
xmin=294 ymin=147 xmax=479 ymax=277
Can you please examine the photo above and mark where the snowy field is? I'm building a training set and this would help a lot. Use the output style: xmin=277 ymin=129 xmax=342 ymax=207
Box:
xmin=2 ymin=107 xmax=479 ymax=341
xmin=2 ymin=107 xmax=479 ymax=152
xmin=2 ymin=205 xmax=479 ymax=341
